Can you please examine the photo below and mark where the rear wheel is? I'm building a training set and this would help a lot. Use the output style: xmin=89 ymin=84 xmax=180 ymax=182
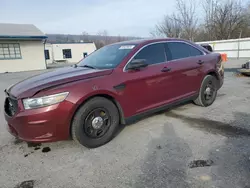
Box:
xmin=194 ymin=75 xmax=218 ymax=107
xmin=71 ymin=97 xmax=119 ymax=148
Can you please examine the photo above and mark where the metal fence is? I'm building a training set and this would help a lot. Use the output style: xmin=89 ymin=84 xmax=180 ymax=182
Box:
xmin=197 ymin=37 xmax=250 ymax=59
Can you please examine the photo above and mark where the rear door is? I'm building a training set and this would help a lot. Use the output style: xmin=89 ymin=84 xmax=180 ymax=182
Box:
xmin=164 ymin=42 xmax=205 ymax=100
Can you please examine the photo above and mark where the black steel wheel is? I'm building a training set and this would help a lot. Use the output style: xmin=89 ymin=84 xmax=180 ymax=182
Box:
xmin=194 ymin=75 xmax=218 ymax=107
xmin=84 ymin=108 xmax=111 ymax=138
xmin=71 ymin=97 xmax=119 ymax=148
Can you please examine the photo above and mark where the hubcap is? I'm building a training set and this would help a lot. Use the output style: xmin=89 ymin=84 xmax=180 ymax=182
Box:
xmin=205 ymin=87 xmax=212 ymax=95
xmin=84 ymin=108 xmax=111 ymax=138
xmin=204 ymin=81 xmax=215 ymax=101
xmin=92 ymin=117 xmax=104 ymax=129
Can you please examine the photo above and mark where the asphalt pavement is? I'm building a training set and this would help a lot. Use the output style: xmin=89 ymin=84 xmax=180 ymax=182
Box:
xmin=0 ymin=62 xmax=250 ymax=188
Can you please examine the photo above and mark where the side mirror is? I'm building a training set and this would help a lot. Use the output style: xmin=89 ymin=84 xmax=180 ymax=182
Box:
xmin=127 ymin=59 xmax=148 ymax=70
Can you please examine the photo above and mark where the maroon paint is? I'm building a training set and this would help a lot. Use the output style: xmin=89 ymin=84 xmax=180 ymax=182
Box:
xmin=4 ymin=38 xmax=223 ymax=143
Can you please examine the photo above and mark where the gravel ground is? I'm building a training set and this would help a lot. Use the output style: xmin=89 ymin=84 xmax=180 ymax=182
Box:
xmin=0 ymin=63 xmax=250 ymax=188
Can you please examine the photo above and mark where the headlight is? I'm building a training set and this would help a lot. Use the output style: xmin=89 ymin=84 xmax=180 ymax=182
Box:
xmin=23 ymin=92 xmax=69 ymax=110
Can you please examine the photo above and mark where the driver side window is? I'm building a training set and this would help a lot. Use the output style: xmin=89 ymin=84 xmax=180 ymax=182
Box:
xmin=133 ymin=43 xmax=166 ymax=65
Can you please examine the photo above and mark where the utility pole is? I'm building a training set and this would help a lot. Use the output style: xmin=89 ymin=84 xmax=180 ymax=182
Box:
xmin=237 ymin=29 xmax=242 ymax=59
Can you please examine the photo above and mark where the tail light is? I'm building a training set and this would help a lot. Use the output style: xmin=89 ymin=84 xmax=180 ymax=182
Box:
xmin=217 ymin=53 xmax=225 ymax=74
xmin=221 ymin=53 xmax=227 ymax=62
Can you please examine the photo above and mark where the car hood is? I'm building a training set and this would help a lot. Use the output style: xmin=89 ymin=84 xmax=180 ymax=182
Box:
xmin=7 ymin=66 xmax=113 ymax=99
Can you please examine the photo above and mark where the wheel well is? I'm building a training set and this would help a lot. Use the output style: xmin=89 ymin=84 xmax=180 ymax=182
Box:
xmin=69 ymin=94 xmax=125 ymax=137
xmin=207 ymin=71 xmax=219 ymax=88
xmin=208 ymin=72 xmax=218 ymax=80
xmin=88 ymin=94 xmax=125 ymax=124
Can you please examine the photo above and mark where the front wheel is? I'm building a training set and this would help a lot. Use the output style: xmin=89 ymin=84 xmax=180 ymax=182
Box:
xmin=194 ymin=75 xmax=218 ymax=107
xmin=71 ymin=97 xmax=120 ymax=148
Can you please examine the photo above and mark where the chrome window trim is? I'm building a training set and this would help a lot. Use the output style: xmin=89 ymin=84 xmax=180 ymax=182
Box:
xmin=123 ymin=40 xmax=206 ymax=72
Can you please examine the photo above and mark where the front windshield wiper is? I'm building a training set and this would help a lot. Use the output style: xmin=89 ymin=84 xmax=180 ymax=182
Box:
xmin=79 ymin=65 xmax=96 ymax=69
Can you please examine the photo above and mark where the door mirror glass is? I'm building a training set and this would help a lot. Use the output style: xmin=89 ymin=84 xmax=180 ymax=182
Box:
xmin=127 ymin=59 xmax=148 ymax=70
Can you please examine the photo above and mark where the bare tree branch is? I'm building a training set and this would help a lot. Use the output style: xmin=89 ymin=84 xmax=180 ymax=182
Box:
xmin=153 ymin=0 xmax=197 ymax=41
xmin=153 ymin=0 xmax=250 ymax=41
xmin=202 ymin=0 xmax=249 ymax=40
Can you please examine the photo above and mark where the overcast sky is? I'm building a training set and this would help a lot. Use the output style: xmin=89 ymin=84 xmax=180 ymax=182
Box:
xmin=2 ymin=0 xmax=249 ymax=37
xmin=0 ymin=0 xmax=176 ymax=37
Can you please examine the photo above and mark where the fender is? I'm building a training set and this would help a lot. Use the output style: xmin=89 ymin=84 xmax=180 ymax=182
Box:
xmin=71 ymin=89 xmax=126 ymax=124
xmin=205 ymin=69 xmax=220 ymax=80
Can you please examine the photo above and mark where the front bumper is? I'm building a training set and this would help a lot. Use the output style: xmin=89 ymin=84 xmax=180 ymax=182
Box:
xmin=4 ymin=100 xmax=75 ymax=143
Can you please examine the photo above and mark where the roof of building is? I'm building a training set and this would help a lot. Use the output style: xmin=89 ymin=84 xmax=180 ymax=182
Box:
xmin=49 ymin=42 xmax=95 ymax=44
xmin=0 ymin=23 xmax=47 ymax=39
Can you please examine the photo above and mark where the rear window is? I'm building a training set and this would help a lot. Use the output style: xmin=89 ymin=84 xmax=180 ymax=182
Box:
xmin=165 ymin=42 xmax=203 ymax=61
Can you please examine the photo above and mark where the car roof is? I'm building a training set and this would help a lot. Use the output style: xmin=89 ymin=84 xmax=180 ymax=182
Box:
xmin=107 ymin=38 xmax=208 ymax=53
xmin=113 ymin=38 xmax=190 ymax=45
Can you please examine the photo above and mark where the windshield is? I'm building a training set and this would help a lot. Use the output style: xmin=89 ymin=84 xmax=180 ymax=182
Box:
xmin=77 ymin=44 xmax=136 ymax=69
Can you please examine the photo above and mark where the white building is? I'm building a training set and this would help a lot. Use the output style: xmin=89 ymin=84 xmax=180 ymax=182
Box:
xmin=0 ymin=23 xmax=47 ymax=73
xmin=45 ymin=42 xmax=96 ymax=64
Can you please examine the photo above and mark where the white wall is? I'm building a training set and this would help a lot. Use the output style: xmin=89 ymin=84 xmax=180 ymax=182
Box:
xmin=0 ymin=40 xmax=46 ymax=73
xmin=45 ymin=43 xmax=96 ymax=64
xmin=197 ymin=37 xmax=250 ymax=59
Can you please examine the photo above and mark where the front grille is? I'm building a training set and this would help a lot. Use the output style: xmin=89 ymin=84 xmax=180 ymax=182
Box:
xmin=4 ymin=97 xmax=18 ymax=117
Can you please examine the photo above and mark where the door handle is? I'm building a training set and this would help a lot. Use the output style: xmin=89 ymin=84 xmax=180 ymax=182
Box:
xmin=197 ymin=60 xmax=205 ymax=65
xmin=161 ymin=67 xmax=171 ymax=72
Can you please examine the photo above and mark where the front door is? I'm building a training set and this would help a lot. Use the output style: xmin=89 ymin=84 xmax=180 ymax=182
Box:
xmin=119 ymin=43 xmax=173 ymax=116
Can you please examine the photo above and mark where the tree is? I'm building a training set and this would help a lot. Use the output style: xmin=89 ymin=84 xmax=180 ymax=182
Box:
xmin=202 ymin=0 xmax=219 ymax=41
xmin=175 ymin=0 xmax=198 ymax=41
xmin=95 ymin=40 xmax=105 ymax=49
xmin=152 ymin=0 xmax=198 ymax=41
xmin=204 ymin=0 xmax=249 ymax=40
xmin=153 ymin=0 xmax=250 ymax=41
xmin=55 ymin=35 xmax=65 ymax=42
xmin=65 ymin=34 xmax=75 ymax=42
xmin=153 ymin=14 xmax=182 ymax=38
xmin=80 ymin=31 xmax=91 ymax=42
xmin=117 ymin=35 xmax=123 ymax=42
xmin=97 ymin=30 xmax=110 ymax=45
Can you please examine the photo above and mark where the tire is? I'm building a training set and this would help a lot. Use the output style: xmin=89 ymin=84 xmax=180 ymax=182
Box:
xmin=194 ymin=75 xmax=218 ymax=107
xmin=71 ymin=97 xmax=119 ymax=148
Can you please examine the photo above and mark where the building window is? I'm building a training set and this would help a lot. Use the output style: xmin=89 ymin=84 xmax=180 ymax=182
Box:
xmin=83 ymin=52 xmax=88 ymax=58
xmin=0 ymin=43 xmax=22 ymax=59
xmin=45 ymin=50 xmax=50 ymax=60
xmin=62 ymin=49 xmax=72 ymax=59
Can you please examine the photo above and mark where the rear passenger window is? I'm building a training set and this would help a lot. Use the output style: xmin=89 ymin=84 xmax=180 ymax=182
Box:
xmin=165 ymin=42 xmax=203 ymax=61
xmin=133 ymin=43 xmax=165 ymax=65
xmin=189 ymin=45 xmax=204 ymax=56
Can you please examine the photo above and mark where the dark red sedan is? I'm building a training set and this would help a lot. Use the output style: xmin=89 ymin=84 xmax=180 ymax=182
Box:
xmin=4 ymin=38 xmax=224 ymax=148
